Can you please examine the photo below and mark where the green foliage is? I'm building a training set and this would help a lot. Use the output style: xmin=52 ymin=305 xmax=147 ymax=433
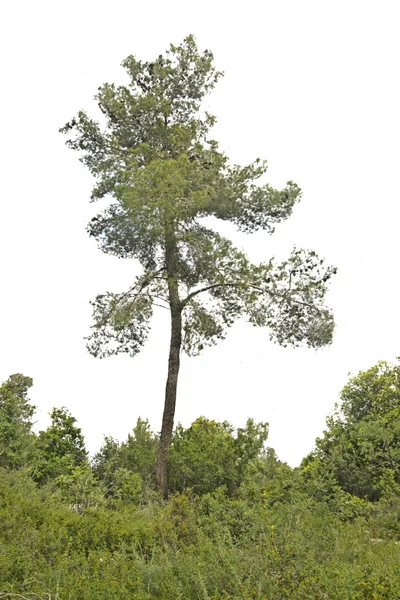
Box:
xmin=36 ymin=406 xmax=88 ymax=484
xmin=235 ymin=418 xmax=270 ymax=479
xmin=169 ymin=418 xmax=237 ymax=494
xmin=169 ymin=417 xmax=269 ymax=495
xmin=93 ymin=418 xmax=158 ymax=503
xmin=93 ymin=417 xmax=269 ymax=500
xmin=304 ymin=360 xmax=400 ymax=502
xmin=120 ymin=418 xmax=158 ymax=482
xmin=3 ymin=363 xmax=400 ymax=596
xmin=61 ymin=35 xmax=336 ymax=359
xmin=0 ymin=373 xmax=35 ymax=470
xmin=0 ymin=408 xmax=400 ymax=599
xmin=54 ymin=464 xmax=107 ymax=512
xmin=92 ymin=434 xmax=121 ymax=481
xmin=2 ymin=464 xmax=400 ymax=599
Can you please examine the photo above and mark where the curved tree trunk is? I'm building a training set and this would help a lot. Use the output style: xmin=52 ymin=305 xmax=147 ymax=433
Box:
xmin=156 ymin=229 xmax=182 ymax=499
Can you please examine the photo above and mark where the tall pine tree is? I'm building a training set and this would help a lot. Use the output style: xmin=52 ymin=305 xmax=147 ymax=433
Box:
xmin=61 ymin=35 xmax=336 ymax=497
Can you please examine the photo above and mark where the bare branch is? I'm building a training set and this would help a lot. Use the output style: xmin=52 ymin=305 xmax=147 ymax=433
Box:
xmin=181 ymin=282 xmax=242 ymax=306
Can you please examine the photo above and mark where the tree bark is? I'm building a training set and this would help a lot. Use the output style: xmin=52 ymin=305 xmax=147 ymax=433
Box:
xmin=156 ymin=231 xmax=182 ymax=499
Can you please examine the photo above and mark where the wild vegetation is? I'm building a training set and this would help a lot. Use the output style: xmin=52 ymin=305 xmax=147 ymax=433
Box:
xmin=1 ymin=36 xmax=397 ymax=599
xmin=1 ymin=361 xmax=400 ymax=599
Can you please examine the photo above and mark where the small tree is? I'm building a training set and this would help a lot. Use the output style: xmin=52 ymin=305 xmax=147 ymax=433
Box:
xmin=36 ymin=407 xmax=88 ymax=483
xmin=0 ymin=374 xmax=35 ymax=470
xmin=93 ymin=418 xmax=158 ymax=501
xmin=169 ymin=417 xmax=269 ymax=495
xmin=303 ymin=360 xmax=400 ymax=501
xmin=61 ymin=35 xmax=336 ymax=497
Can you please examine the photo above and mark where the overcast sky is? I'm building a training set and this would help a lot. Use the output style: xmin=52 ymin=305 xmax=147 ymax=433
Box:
xmin=1 ymin=1 xmax=399 ymax=465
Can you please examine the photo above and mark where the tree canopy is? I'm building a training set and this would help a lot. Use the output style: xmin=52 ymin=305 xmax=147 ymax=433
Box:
xmin=61 ymin=35 xmax=335 ymax=358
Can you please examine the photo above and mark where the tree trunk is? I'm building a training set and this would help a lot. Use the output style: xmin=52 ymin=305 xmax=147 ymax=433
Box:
xmin=156 ymin=231 xmax=182 ymax=499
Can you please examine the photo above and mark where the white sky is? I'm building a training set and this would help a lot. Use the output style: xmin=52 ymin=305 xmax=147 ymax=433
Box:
xmin=1 ymin=1 xmax=399 ymax=466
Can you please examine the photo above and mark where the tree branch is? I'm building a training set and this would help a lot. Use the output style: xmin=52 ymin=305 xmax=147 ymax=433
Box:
xmin=181 ymin=282 xmax=242 ymax=306
xmin=182 ymin=280 xmax=326 ymax=315
xmin=98 ymin=268 xmax=165 ymax=326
